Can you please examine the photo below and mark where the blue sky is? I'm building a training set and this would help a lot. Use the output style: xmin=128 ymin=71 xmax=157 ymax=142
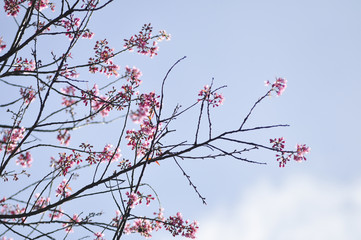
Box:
xmin=1 ymin=0 xmax=361 ymax=239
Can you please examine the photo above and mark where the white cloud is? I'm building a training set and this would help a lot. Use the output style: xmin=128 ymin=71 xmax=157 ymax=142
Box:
xmin=196 ymin=175 xmax=361 ymax=240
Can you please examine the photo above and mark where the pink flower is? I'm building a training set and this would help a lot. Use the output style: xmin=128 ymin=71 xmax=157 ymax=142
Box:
xmin=20 ymin=86 xmax=36 ymax=105
xmin=62 ymin=214 xmax=80 ymax=233
xmin=124 ymin=23 xmax=160 ymax=58
xmin=13 ymin=58 xmax=36 ymax=71
xmin=28 ymin=0 xmax=51 ymax=11
xmin=16 ymin=151 xmax=33 ymax=168
xmin=88 ymin=39 xmax=119 ymax=77
xmin=3 ymin=0 xmax=22 ymax=16
xmin=97 ymin=144 xmax=121 ymax=162
xmin=270 ymin=77 xmax=287 ymax=96
xmin=198 ymin=85 xmax=224 ymax=107
xmin=57 ymin=130 xmax=71 ymax=146
xmin=0 ymin=37 xmax=6 ymax=52
xmin=125 ymin=66 xmax=142 ymax=87
xmin=165 ymin=212 xmax=199 ymax=239
xmin=294 ymin=144 xmax=310 ymax=162
xmin=55 ymin=179 xmax=72 ymax=198
xmin=48 ymin=207 xmax=64 ymax=220
xmin=270 ymin=137 xmax=310 ymax=167
xmin=125 ymin=191 xmax=139 ymax=209
xmin=1 ymin=127 xmax=25 ymax=153
xmin=33 ymin=193 xmax=50 ymax=210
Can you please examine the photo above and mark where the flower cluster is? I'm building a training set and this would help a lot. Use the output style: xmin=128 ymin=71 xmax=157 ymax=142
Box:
xmin=0 ymin=37 xmax=6 ymax=52
xmin=124 ymin=219 xmax=153 ymax=238
xmin=60 ymin=65 xmax=80 ymax=79
xmin=125 ymin=66 xmax=142 ymax=87
xmin=124 ymin=23 xmax=159 ymax=58
xmin=270 ymin=137 xmax=310 ymax=167
xmin=131 ymin=91 xmax=160 ymax=124
xmin=97 ymin=144 xmax=121 ymax=163
xmin=60 ymin=85 xmax=77 ymax=107
xmin=3 ymin=0 xmax=24 ymax=17
xmin=13 ymin=58 xmax=36 ymax=72
xmin=55 ymin=179 xmax=72 ymax=198
xmin=89 ymin=39 xmax=119 ymax=77
xmin=48 ymin=207 xmax=64 ymax=220
xmin=63 ymin=214 xmax=80 ymax=233
xmin=16 ymin=151 xmax=33 ymax=168
xmin=294 ymin=144 xmax=311 ymax=162
xmin=28 ymin=0 xmax=55 ymax=11
xmin=33 ymin=193 xmax=50 ymax=210
xmin=82 ymin=84 xmax=112 ymax=117
xmin=61 ymin=14 xmax=80 ymax=40
xmin=81 ymin=0 xmax=97 ymax=9
xmin=125 ymin=191 xmax=155 ymax=209
xmin=57 ymin=130 xmax=71 ymax=146
xmin=52 ymin=151 xmax=81 ymax=175
xmin=122 ymin=210 xmax=198 ymax=239
xmin=0 ymin=127 xmax=25 ymax=153
xmin=198 ymin=85 xmax=224 ymax=107
xmin=0 ymin=201 xmax=25 ymax=222
xmin=165 ymin=212 xmax=199 ymax=239
xmin=20 ymin=86 xmax=36 ymax=105
xmin=265 ymin=77 xmax=287 ymax=96
xmin=126 ymin=121 xmax=159 ymax=157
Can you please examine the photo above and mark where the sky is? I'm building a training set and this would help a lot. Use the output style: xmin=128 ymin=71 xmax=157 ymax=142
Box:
xmin=1 ymin=0 xmax=361 ymax=239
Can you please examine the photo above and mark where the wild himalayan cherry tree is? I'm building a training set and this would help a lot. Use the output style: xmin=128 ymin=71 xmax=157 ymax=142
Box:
xmin=0 ymin=0 xmax=310 ymax=239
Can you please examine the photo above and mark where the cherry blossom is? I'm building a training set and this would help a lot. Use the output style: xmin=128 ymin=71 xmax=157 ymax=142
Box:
xmin=1 ymin=127 xmax=25 ymax=153
xmin=20 ymin=86 xmax=36 ymax=105
xmin=294 ymin=144 xmax=311 ymax=162
xmin=198 ymin=85 xmax=224 ymax=107
xmin=57 ymin=130 xmax=71 ymax=145
xmin=60 ymin=85 xmax=77 ymax=107
xmin=48 ymin=207 xmax=64 ymax=220
xmin=61 ymin=14 xmax=81 ymax=40
xmin=97 ymin=144 xmax=121 ymax=162
xmin=13 ymin=58 xmax=36 ymax=71
xmin=89 ymin=39 xmax=119 ymax=77
xmin=165 ymin=212 xmax=199 ymax=239
xmin=3 ymin=0 xmax=23 ymax=16
xmin=55 ymin=179 xmax=72 ymax=198
xmin=33 ymin=193 xmax=50 ymax=210
xmin=62 ymin=214 xmax=80 ymax=233
xmin=125 ymin=66 xmax=143 ymax=87
xmin=267 ymin=77 xmax=287 ymax=96
xmin=131 ymin=91 xmax=160 ymax=124
xmin=28 ymin=0 xmax=53 ymax=11
xmin=0 ymin=37 xmax=6 ymax=52
xmin=52 ymin=151 xmax=81 ymax=175
xmin=125 ymin=191 xmax=140 ymax=209
xmin=16 ymin=151 xmax=33 ymax=168
xmin=270 ymin=137 xmax=310 ymax=167
xmin=124 ymin=23 xmax=159 ymax=58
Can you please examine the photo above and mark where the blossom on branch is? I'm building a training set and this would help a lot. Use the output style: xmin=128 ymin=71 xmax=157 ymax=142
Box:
xmin=16 ymin=151 xmax=33 ymax=168
xmin=89 ymin=39 xmax=119 ymax=77
xmin=3 ymin=0 xmax=23 ymax=16
xmin=198 ymin=85 xmax=224 ymax=107
xmin=124 ymin=23 xmax=160 ymax=58
xmin=20 ymin=86 xmax=36 ymax=105
xmin=270 ymin=137 xmax=310 ymax=167
xmin=0 ymin=37 xmax=6 ymax=52
xmin=265 ymin=77 xmax=287 ymax=96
